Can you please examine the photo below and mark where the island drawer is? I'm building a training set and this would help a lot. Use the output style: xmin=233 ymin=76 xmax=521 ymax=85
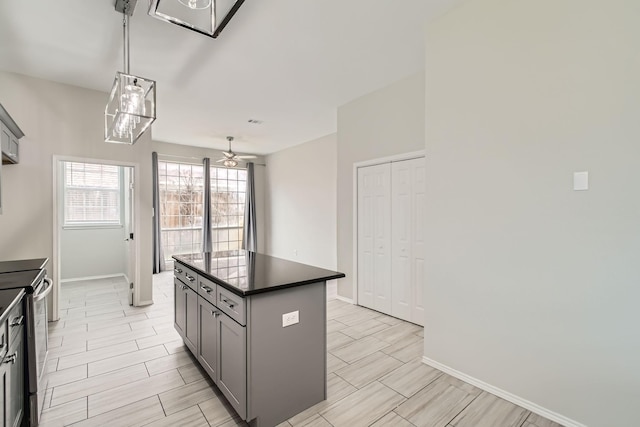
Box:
xmin=198 ymin=275 xmax=217 ymax=306
xmin=174 ymin=262 xmax=198 ymax=291
xmin=7 ymin=300 xmax=24 ymax=345
xmin=217 ymin=287 xmax=246 ymax=326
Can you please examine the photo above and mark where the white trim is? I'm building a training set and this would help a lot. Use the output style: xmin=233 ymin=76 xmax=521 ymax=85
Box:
xmin=334 ymin=295 xmax=354 ymax=304
xmin=53 ymin=155 xmax=144 ymax=321
xmin=421 ymin=356 xmax=587 ymax=427
xmin=60 ymin=273 xmax=126 ymax=284
xmin=136 ymin=299 xmax=154 ymax=307
xmin=351 ymin=150 xmax=426 ymax=307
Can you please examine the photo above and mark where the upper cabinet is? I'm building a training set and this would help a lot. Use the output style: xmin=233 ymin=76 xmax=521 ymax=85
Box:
xmin=0 ymin=103 xmax=24 ymax=165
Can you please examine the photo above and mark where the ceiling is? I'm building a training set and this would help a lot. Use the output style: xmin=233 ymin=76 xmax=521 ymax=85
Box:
xmin=0 ymin=0 xmax=463 ymax=155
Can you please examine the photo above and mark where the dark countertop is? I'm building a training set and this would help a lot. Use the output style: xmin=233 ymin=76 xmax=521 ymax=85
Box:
xmin=0 ymin=258 xmax=48 ymax=274
xmin=173 ymin=251 xmax=345 ymax=297
xmin=0 ymin=288 xmax=24 ymax=322
xmin=0 ymin=269 xmax=45 ymax=293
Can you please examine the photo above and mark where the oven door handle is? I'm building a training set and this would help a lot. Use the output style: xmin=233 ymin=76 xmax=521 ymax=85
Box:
xmin=33 ymin=277 xmax=53 ymax=302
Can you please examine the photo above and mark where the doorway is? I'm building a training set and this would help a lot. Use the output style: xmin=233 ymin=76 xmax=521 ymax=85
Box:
xmin=52 ymin=156 xmax=140 ymax=321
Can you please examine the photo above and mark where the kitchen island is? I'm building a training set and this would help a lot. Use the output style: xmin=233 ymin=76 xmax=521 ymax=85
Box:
xmin=172 ymin=251 xmax=344 ymax=427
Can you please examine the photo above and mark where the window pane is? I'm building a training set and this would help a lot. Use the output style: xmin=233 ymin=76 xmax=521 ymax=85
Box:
xmin=64 ymin=162 xmax=120 ymax=225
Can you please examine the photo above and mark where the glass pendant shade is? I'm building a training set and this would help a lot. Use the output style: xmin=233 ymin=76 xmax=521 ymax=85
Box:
xmin=178 ymin=0 xmax=211 ymax=10
xmin=148 ymin=0 xmax=245 ymax=39
xmin=105 ymin=72 xmax=156 ymax=144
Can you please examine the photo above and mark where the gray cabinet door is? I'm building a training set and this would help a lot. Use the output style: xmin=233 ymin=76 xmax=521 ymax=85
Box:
xmin=197 ymin=299 xmax=218 ymax=381
xmin=174 ymin=279 xmax=187 ymax=337
xmin=0 ymin=357 xmax=6 ymax=426
xmin=7 ymin=337 xmax=23 ymax=427
xmin=217 ymin=314 xmax=246 ymax=420
xmin=184 ymin=286 xmax=198 ymax=354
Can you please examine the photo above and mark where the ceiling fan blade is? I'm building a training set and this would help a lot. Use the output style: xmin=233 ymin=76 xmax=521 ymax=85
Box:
xmin=237 ymin=155 xmax=257 ymax=159
xmin=216 ymin=158 xmax=226 ymax=163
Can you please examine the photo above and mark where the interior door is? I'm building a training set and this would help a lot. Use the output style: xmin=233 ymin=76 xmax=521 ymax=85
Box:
xmin=411 ymin=159 xmax=426 ymax=325
xmin=357 ymin=163 xmax=391 ymax=313
xmin=123 ymin=167 xmax=135 ymax=305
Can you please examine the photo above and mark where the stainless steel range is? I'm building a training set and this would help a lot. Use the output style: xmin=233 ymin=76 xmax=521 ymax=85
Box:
xmin=0 ymin=258 xmax=51 ymax=427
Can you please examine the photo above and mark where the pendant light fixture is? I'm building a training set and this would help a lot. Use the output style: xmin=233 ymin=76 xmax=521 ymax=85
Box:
xmin=148 ymin=0 xmax=245 ymax=39
xmin=105 ymin=0 xmax=156 ymax=144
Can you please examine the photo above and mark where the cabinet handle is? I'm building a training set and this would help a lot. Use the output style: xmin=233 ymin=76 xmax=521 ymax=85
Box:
xmin=211 ymin=310 xmax=219 ymax=317
xmin=3 ymin=352 xmax=17 ymax=365
xmin=174 ymin=268 xmax=183 ymax=274
xmin=200 ymin=285 xmax=213 ymax=294
xmin=181 ymin=285 xmax=188 ymax=291
xmin=221 ymin=298 xmax=235 ymax=309
xmin=185 ymin=274 xmax=195 ymax=282
xmin=10 ymin=316 xmax=24 ymax=327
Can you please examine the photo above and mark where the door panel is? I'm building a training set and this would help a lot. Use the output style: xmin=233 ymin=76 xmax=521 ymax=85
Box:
xmin=184 ymin=287 xmax=198 ymax=354
xmin=197 ymin=299 xmax=218 ymax=382
xmin=174 ymin=279 xmax=186 ymax=337
xmin=218 ymin=314 xmax=246 ymax=420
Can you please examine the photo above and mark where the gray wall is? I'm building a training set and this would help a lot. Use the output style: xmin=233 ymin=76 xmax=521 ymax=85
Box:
xmin=423 ymin=1 xmax=640 ymax=426
xmin=336 ymin=72 xmax=426 ymax=299
xmin=265 ymin=133 xmax=338 ymax=297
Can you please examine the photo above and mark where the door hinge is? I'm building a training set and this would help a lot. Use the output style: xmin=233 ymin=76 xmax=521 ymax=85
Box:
xmin=129 ymin=232 xmax=134 ymax=240
xmin=130 ymin=282 xmax=134 ymax=290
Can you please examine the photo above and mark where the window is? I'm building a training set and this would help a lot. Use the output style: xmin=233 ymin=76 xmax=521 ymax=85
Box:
xmin=157 ymin=160 xmax=247 ymax=261
xmin=158 ymin=162 xmax=204 ymax=260
xmin=64 ymin=162 xmax=121 ymax=226
xmin=211 ymin=167 xmax=247 ymax=251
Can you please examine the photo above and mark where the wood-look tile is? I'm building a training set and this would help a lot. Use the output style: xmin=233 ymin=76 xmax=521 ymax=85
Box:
xmin=87 ymin=369 xmax=184 ymax=417
xmin=136 ymin=330 xmax=182 ymax=349
xmin=86 ymin=327 xmax=157 ymax=351
xmin=178 ymin=362 xmax=208 ymax=384
xmin=58 ymin=324 xmax=132 ymax=344
xmin=198 ymin=392 xmax=237 ymax=426
xmin=327 ymin=330 xmax=355 ymax=351
xmin=380 ymin=359 xmax=442 ymax=398
xmin=63 ymin=310 xmax=127 ymax=328
xmin=46 ymin=357 xmax=59 ymax=374
xmin=370 ymin=412 xmax=416 ymax=427
xmin=275 ymin=421 xmax=293 ymax=427
xmin=380 ymin=336 xmax=424 ymax=363
xmin=47 ymin=364 xmax=87 ymax=389
xmin=333 ymin=307 xmax=379 ymax=326
xmin=395 ymin=374 xmax=481 ymax=426
xmin=340 ymin=318 xmax=391 ymax=340
xmin=145 ymin=349 xmax=195 ymax=376
xmin=296 ymin=414 xmax=332 ymax=427
xmin=321 ymin=381 xmax=405 ymax=427
xmin=327 ymin=352 xmax=348 ymax=374
xmin=450 ymin=391 xmax=530 ymax=427
xmin=164 ymin=339 xmax=187 ymax=354
xmin=57 ymin=341 xmax=139 ymax=371
xmin=48 ymin=323 xmax=87 ymax=338
xmin=88 ymin=344 xmax=168 ymax=376
xmin=85 ymin=313 xmax=148 ymax=330
xmin=374 ymin=313 xmax=405 ymax=326
xmin=335 ymin=351 xmax=403 ymax=389
xmin=326 ymin=319 xmax=348 ymax=334
xmin=523 ymin=412 xmax=565 ymax=427
xmin=51 ymin=364 xmax=149 ymax=407
xmin=288 ymin=373 xmax=357 ymax=425
xmin=47 ymin=341 xmax=87 ymax=360
xmin=129 ymin=315 xmax=174 ymax=330
xmin=48 ymin=336 xmax=63 ymax=349
xmin=39 ymin=397 xmax=87 ymax=426
xmin=330 ymin=335 xmax=390 ymax=363
xmin=372 ymin=322 xmax=422 ymax=345
xmin=75 ymin=396 xmax=166 ymax=427
xmin=43 ymin=387 xmax=53 ymax=410
xmin=142 ymin=405 xmax=209 ymax=427
xmin=159 ymin=378 xmax=216 ymax=415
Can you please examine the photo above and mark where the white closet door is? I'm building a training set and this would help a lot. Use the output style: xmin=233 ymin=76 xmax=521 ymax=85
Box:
xmin=391 ymin=158 xmax=426 ymax=326
xmin=357 ymin=163 xmax=391 ymax=313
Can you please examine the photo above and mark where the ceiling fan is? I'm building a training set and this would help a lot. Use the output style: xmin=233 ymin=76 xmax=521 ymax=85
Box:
xmin=217 ymin=136 xmax=257 ymax=167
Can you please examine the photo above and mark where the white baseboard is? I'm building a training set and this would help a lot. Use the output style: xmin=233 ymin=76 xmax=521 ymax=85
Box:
xmin=135 ymin=299 xmax=153 ymax=307
xmin=334 ymin=295 xmax=354 ymax=304
xmin=61 ymin=273 xmax=126 ymax=284
xmin=421 ymin=357 xmax=586 ymax=427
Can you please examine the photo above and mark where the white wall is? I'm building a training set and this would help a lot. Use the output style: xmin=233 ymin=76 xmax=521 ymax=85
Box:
xmin=336 ymin=72 xmax=426 ymax=299
xmin=265 ymin=134 xmax=337 ymax=296
xmin=423 ymin=1 xmax=640 ymax=426
xmin=60 ymin=227 xmax=126 ymax=280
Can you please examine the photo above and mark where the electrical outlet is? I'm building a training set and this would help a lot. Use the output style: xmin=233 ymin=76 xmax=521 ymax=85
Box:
xmin=282 ymin=310 xmax=299 ymax=327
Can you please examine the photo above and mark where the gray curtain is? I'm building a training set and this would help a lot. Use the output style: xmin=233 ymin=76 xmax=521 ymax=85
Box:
xmin=152 ymin=152 xmax=165 ymax=273
xmin=202 ymin=157 xmax=212 ymax=253
xmin=243 ymin=162 xmax=257 ymax=252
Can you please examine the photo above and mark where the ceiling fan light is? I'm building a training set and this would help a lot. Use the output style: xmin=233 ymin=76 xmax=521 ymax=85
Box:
xmin=223 ymin=159 xmax=238 ymax=168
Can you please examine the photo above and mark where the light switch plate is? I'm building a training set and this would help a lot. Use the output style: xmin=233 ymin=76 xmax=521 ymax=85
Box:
xmin=282 ymin=310 xmax=299 ymax=327
xmin=573 ymin=171 xmax=588 ymax=191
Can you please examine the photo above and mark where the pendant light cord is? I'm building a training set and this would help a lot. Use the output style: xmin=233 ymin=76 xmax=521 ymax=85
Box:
xmin=122 ymin=12 xmax=130 ymax=74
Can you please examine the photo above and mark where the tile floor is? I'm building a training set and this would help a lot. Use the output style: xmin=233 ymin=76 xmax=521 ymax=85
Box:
xmin=40 ymin=273 xmax=563 ymax=427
